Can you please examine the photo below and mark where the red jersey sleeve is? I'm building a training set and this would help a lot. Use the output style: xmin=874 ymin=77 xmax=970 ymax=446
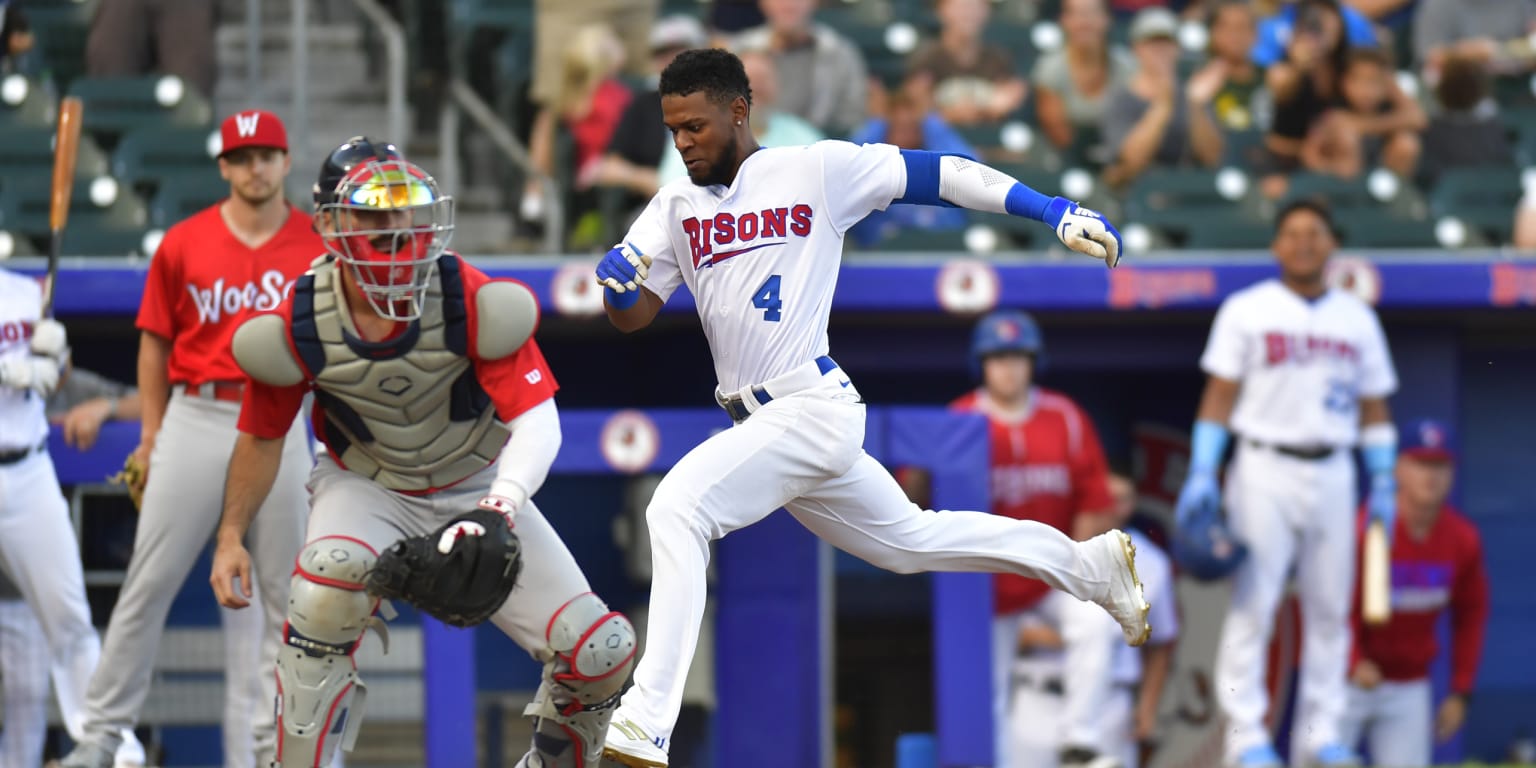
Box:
xmin=136 ymin=231 xmax=181 ymax=339
xmin=1449 ymin=517 xmax=1491 ymax=694
xmin=459 ymin=260 xmax=558 ymax=419
xmin=1067 ymin=400 xmax=1114 ymax=515
xmin=234 ymin=301 xmax=310 ymax=439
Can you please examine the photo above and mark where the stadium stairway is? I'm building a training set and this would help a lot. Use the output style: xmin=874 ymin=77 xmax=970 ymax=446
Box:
xmin=212 ymin=0 xmax=513 ymax=252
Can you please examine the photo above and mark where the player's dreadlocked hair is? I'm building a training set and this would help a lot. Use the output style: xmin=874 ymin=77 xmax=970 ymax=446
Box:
xmin=659 ymin=48 xmax=753 ymax=107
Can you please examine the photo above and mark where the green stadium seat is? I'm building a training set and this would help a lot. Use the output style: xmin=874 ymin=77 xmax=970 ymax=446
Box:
xmin=861 ymin=227 xmax=971 ymax=253
xmin=0 ymin=229 xmax=41 ymax=258
xmin=1280 ymin=172 xmax=1379 ymax=209
xmin=0 ymin=124 xmax=111 ymax=177
xmin=1429 ymin=167 xmax=1523 ymax=245
xmin=20 ymin=0 xmax=95 ymax=93
xmin=0 ymin=75 xmax=56 ymax=128
xmin=67 ymin=75 xmax=214 ymax=148
xmin=1125 ymin=167 xmax=1247 ymax=238
xmin=0 ymin=170 xmax=148 ymax=249
xmin=1332 ymin=209 xmax=1440 ymax=249
xmin=1182 ymin=217 xmax=1273 ymax=250
xmin=1222 ymin=128 xmax=1265 ymax=168
xmin=148 ymin=171 xmax=229 ymax=228
xmin=112 ymin=126 xmax=222 ymax=190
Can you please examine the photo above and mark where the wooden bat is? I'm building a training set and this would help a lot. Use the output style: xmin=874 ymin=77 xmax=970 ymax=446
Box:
xmin=43 ymin=96 xmax=84 ymax=318
xmin=1362 ymin=519 xmax=1392 ymax=625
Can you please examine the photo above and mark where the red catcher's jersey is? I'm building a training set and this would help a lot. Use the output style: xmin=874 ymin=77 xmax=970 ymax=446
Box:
xmin=952 ymin=387 xmax=1114 ymax=614
xmin=137 ymin=204 xmax=323 ymax=385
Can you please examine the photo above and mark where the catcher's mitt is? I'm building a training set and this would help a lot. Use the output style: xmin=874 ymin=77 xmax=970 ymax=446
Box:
xmin=365 ymin=507 xmax=523 ymax=627
xmin=108 ymin=453 xmax=146 ymax=510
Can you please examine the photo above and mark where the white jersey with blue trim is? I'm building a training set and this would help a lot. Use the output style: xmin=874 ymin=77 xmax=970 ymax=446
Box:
xmin=1200 ymin=279 xmax=1397 ymax=447
xmin=0 ymin=270 xmax=48 ymax=452
xmin=626 ymin=140 xmax=906 ymax=393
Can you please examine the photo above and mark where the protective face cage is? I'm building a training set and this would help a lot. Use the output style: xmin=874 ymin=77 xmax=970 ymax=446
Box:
xmin=318 ymin=159 xmax=454 ymax=321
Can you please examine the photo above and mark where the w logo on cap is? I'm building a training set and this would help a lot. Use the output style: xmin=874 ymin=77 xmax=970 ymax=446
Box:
xmin=234 ymin=112 xmax=261 ymax=137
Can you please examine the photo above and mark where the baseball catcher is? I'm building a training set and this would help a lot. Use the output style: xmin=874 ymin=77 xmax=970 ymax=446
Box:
xmin=207 ymin=138 xmax=635 ymax=768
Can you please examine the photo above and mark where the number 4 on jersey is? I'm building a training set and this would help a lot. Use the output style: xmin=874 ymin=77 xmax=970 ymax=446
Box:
xmin=752 ymin=274 xmax=783 ymax=322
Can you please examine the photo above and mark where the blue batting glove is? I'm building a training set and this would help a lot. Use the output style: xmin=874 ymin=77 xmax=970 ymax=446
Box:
xmin=594 ymin=242 xmax=652 ymax=294
xmin=1174 ymin=469 xmax=1220 ymax=528
xmin=1368 ymin=473 xmax=1396 ymax=533
xmin=1043 ymin=197 xmax=1122 ymax=268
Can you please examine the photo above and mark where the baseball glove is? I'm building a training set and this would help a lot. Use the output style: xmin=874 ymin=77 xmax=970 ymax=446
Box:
xmin=108 ymin=453 xmax=147 ymax=510
xmin=364 ymin=507 xmax=523 ymax=627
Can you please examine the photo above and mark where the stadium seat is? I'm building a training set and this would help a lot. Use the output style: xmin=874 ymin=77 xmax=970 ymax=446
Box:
xmin=1279 ymin=172 xmax=1381 ymax=209
xmin=0 ymin=229 xmax=41 ymax=258
xmin=113 ymin=126 xmax=223 ymax=190
xmin=0 ymin=74 xmax=55 ymax=128
xmin=861 ymin=227 xmax=971 ymax=253
xmin=1125 ymin=167 xmax=1252 ymax=238
xmin=0 ymin=124 xmax=111 ymax=177
xmin=1429 ymin=167 xmax=1523 ymax=245
xmin=1333 ymin=209 xmax=1440 ymax=249
xmin=19 ymin=0 xmax=95 ymax=93
xmin=1182 ymin=217 xmax=1273 ymax=250
xmin=148 ymin=172 xmax=229 ymax=228
xmin=0 ymin=170 xmax=148 ymax=253
xmin=1222 ymin=129 xmax=1265 ymax=168
xmin=67 ymin=75 xmax=214 ymax=148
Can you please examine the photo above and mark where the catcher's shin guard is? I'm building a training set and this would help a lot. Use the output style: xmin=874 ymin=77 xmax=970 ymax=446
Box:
xmin=276 ymin=537 xmax=389 ymax=768
xmin=522 ymin=593 xmax=637 ymax=766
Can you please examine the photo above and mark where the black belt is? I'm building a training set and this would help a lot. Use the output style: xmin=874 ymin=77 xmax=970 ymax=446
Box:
xmin=1247 ymin=439 xmax=1336 ymax=461
xmin=0 ymin=441 xmax=45 ymax=466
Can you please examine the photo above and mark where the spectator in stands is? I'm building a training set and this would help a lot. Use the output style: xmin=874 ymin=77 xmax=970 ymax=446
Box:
xmin=578 ymin=15 xmax=708 ymax=204
xmin=657 ymin=48 xmax=823 ymax=186
xmin=1336 ymin=47 xmax=1425 ymax=178
xmin=1419 ymin=53 xmax=1513 ymax=186
xmin=1260 ymin=0 xmax=1356 ymax=195
xmin=1341 ymin=0 xmax=1416 ymax=41
xmin=1252 ymin=0 xmax=1380 ymax=68
xmin=1514 ymin=194 xmax=1536 ymax=251
xmin=733 ymin=0 xmax=869 ymax=136
xmin=847 ymin=92 xmax=973 ymax=247
xmin=0 ymin=2 xmax=33 ymax=74
xmin=46 ymin=368 xmax=141 ymax=451
xmin=904 ymin=0 xmax=1028 ymax=127
xmin=1414 ymin=0 xmax=1536 ymax=81
xmin=84 ymin=0 xmax=216 ymax=98
xmin=710 ymin=0 xmax=766 ymax=35
xmin=1201 ymin=0 xmax=1268 ymax=135
xmin=1101 ymin=8 xmax=1225 ymax=188
xmin=522 ymin=23 xmax=633 ymax=226
xmin=1032 ymin=0 xmax=1136 ymax=158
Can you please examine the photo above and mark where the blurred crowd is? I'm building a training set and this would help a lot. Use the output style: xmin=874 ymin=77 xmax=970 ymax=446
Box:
xmin=506 ymin=0 xmax=1536 ymax=252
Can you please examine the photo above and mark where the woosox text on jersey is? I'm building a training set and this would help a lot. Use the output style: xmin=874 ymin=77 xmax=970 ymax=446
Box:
xmin=187 ymin=269 xmax=292 ymax=324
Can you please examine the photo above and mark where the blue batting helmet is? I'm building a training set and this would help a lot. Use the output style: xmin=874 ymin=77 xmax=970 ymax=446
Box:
xmin=970 ymin=310 xmax=1045 ymax=380
xmin=1172 ymin=511 xmax=1249 ymax=581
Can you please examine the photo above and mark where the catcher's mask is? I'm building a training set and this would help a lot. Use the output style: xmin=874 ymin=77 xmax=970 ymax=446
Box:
xmin=318 ymin=158 xmax=454 ymax=321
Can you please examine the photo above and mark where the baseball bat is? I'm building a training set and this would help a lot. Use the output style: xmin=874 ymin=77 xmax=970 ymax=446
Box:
xmin=1362 ymin=519 xmax=1392 ymax=625
xmin=43 ymin=96 xmax=84 ymax=318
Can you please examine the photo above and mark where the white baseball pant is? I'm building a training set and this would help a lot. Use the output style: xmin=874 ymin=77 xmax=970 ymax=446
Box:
xmin=78 ymin=392 xmax=311 ymax=756
xmin=1215 ymin=444 xmax=1355 ymax=764
xmin=1337 ymin=680 xmax=1432 ymax=767
xmin=617 ymin=383 xmax=1117 ymax=745
xmin=1006 ymin=655 xmax=1137 ymax=768
xmin=0 ymin=594 xmax=51 ymax=767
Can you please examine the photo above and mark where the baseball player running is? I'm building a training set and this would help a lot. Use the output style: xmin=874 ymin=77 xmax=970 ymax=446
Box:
xmin=1339 ymin=419 xmax=1488 ymax=767
xmin=62 ymin=110 xmax=320 ymax=768
xmin=208 ymin=140 xmax=636 ymax=768
xmin=0 ymin=269 xmax=145 ymax=768
xmin=1173 ymin=200 xmax=1399 ymax=768
xmin=947 ymin=310 xmax=1127 ymax=768
xmin=593 ymin=48 xmax=1148 ymax=768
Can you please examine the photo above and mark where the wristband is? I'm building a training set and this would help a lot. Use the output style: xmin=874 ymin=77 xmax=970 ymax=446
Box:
xmin=1190 ymin=420 xmax=1231 ymax=475
xmin=605 ymin=285 xmax=640 ymax=310
xmin=1361 ymin=422 xmax=1398 ymax=479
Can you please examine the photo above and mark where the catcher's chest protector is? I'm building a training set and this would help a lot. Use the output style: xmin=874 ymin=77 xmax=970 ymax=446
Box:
xmin=293 ymin=256 xmax=510 ymax=492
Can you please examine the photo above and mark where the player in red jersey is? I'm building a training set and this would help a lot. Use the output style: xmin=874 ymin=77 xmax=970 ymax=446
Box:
xmin=1341 ymin=419 xmax=1489 ymax=767
xmin=949 ymin=310 xmax=1126 ymax=768
xmin=209 ymin=143 xmax=634 ymax=768
xmin=63 ymin=110 xmax=320 ymax=768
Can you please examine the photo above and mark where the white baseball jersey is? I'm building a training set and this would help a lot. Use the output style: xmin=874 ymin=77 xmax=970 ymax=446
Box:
xmin=0 ymin=270 xmax=49 ymax=451
xmin=1200 ymin=279 xmax=1397 ymax=447
xmin=629 ymin=140 xmax=906 ymax=392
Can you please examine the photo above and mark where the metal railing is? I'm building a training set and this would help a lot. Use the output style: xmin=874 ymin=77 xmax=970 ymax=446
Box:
xmin=440 ymin=78 xmax=565 ymax=255
xmin=350 ymin=0 xmax=408 ymax=152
